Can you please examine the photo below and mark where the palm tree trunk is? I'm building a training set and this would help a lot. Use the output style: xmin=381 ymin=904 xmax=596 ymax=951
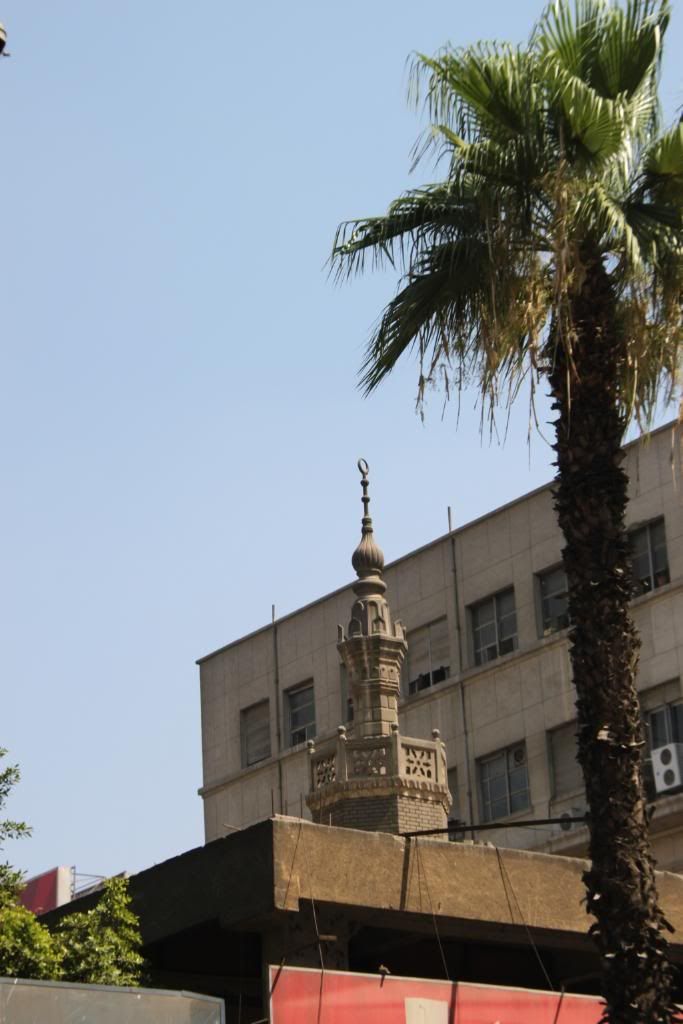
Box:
xmin=548 ymin=253 xmax=676 ymax=1024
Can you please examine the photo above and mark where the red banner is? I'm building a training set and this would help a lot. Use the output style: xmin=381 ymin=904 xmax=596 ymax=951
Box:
xmin=269 ymin=966 xmax=603 ymax=1024
xmin=19 ymin=867 xmax=71 ymax=915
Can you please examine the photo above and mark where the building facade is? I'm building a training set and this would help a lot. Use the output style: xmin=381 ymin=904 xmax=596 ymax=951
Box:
xmin=199 ymin=422 xmax=683 ymax=869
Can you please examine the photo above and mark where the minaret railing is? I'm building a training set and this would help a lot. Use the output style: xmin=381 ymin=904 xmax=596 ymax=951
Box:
xmin=308 ymin=725 xmax=447 ymax=793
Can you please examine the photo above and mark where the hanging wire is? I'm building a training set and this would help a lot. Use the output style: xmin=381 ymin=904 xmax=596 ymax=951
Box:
xmin=551 ymin=988 xmax=568 ymax=1024
xmin=281 ymin=818 xmax=303 ymax=911
xmin=269 ymin=818 xmax=305 ymax=1006
xmin=414 ymin=839 xmax=450 ymax=981
xmin=401 ymin=814 xmax=587 ymax=838
xmin=296 ymin=822 xmax=327 ymax=1024
xmin=494 ymin=846 xmax=555 ymax=992
xmin=299 ymin=822 xmax=326 ymax=973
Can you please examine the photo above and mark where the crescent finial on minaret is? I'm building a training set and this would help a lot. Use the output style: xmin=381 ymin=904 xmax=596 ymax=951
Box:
xmin=351 ymin=458 xmax=385 ymax=579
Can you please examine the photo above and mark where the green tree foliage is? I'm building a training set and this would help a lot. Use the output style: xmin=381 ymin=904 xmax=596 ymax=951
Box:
xmin=0 ymin=903 xmax=64 ymax=980
xmin=57 ymin=877 xmax=144 ymax=986
xmin=0 ymin=749 xmax=61 ymax=979
xmin=0 ymin=748 xmax=143 ymax=986
xmin=332 ymin=2 xmax=682 ymax=1022
xmin=0 ymin=749 xmax=31 ymax=906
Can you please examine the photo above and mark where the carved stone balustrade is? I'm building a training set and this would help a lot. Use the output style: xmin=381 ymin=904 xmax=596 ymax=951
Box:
xmin=307 ymin=724 xmax=451 ymax=836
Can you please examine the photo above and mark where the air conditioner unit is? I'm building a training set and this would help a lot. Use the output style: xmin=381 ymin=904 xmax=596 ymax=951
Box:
xmin=651 ymin=744 xmax=683 ymax=794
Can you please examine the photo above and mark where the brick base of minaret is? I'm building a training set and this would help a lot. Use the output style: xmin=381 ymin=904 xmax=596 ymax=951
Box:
xmin=310 ymin=792 xmax=448 ymax=836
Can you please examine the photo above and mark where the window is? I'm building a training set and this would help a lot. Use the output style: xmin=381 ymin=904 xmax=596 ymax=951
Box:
xmin=286 ymin=682 xmax=316 ymax=747
xmin=339 ymin=664 xmax=354 ymax=723
xmin=478 ymin=743 xmax=530 ymax=822
xmin=548 ymin=721 xmax=583 ymax=799
xmin=629 ymin=519 xmax=670 ymax=597
xmin=646 ymin=701 xmax=683 ymax=751
xmin=538 ymin=566 xmax=569 ymax=636
xmin=471 ymin=589 xmax=518 ymax=666
xmin=240 ymin=701 xmax=271 ymax=768
xmin=640 ymin=682 xmax=683 ymax=799
xmin=406 ymin=618 xmax=450 ymax=695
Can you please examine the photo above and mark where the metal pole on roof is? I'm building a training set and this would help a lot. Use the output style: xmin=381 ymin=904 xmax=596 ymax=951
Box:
xmin=448 ymin=506 xmax=475 ymax=838
xmin=272 ymin=604 xmax=285 ymax=814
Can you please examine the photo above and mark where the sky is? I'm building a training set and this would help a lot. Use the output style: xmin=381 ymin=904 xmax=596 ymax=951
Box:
xmin=1 ymin=2 xmax=681 ymax=883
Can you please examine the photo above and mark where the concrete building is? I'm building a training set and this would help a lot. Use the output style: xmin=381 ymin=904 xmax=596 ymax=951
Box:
xmin=198 ymin=422 xmax=683 ymax=870
xmin=42 ymin=816 xmax=683 ymax=1018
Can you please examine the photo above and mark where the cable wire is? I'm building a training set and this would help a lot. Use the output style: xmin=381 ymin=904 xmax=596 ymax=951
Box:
xmin=270 ymin=817 xmax=305 ymax=1007
xmin=414 ymin=839 xmax=450 ymax=981
xmin=297 ymin=820 xmax=326 ymax=1024
xmin=494 ymin=846 xmax=555 ymax=992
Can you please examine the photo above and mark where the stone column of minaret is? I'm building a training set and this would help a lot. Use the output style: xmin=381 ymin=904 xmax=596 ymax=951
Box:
xmin=306 ymin=460 xmax=452 ymax=837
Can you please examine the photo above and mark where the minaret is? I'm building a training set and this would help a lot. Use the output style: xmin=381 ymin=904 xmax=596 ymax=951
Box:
xmin=344 ymin=458 xmax=405 ymax=738
xmin=307 ymin=460 xmax=451 ymax=837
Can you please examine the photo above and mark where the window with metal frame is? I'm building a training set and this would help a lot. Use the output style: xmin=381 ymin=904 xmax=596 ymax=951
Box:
xmin=639 ymin=681 xmax=682 ymax=799
xmin=406 ymin=618 xmax=450 ymax=696
xmin=240 ymin=700 xmax=271 ymax=768
xmin=478 ymin=743 xmax=530 ymax=822
xmin=548 ymin=721 xmax=583 ymax=799
xmin=470 ymin=589 xmax=518 ymax=666
xmin=286 ymin=682 xmax=316 ymax=747
xmin=629 ymin=518 xmax=670 ymax=597
xmin=646 ymin=700 xmax=683 ymax=751
xmin=538 ymin=566 xmax=569 ymax=636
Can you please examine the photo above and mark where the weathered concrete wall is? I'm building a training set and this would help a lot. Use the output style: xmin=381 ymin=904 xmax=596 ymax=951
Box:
xmin=270 ymin=817 xmax=683 ymax=941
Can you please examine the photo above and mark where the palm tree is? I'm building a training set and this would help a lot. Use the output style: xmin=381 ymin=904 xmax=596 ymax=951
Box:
xmin=332 ymin=1 xmax=682 ymax=1020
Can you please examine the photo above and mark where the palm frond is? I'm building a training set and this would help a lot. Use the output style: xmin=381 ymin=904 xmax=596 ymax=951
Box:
xmin=435 ymin=125 xmax=550 ymax=191
xmin=534 ymin=0 xmax=602 ymax=79
xmin=645 ymin=121 xmax=683 ymax=177
xmin=536 ymin=0 xmax=666 ymax=169
xmin=332 ymin=176 xmax=494 ymax=281
xmin=537 ymin=0 xmax=667 ymax=99
xmin=332 ymin=0 xmax=681 ymax=426
xmin=592 ymin=0 xmax=665 ymax=100
xmin=412 ymin=44 xmax=538 ymax=147
xmin=575 ymin=182 xmax=643 ymax=265
xmin=360 ymin=237 xmax=551 ymax=408
xmin=619 ymin=283 xmax=681 ymax=423
xmin=542 ymin=57 xmax=629 ymax=164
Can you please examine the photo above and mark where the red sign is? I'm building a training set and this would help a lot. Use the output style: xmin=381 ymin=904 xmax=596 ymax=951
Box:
xmin=19 ymin=867 xmax=71 ymax=915
xmin=269 ymin=966 xmax=603 ymax=1024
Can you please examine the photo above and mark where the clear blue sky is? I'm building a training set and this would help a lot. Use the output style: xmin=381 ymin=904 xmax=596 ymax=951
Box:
xmin=2 ymin=2 xmax=681 ymax=881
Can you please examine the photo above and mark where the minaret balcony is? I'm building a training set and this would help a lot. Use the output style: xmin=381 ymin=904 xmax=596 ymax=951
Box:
xmin=306 ymin=724 xmax=451 ymax=813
